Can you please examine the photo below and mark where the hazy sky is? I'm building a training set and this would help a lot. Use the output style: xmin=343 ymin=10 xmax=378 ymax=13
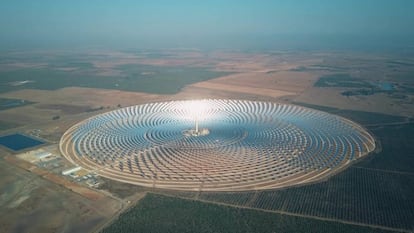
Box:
xmin=1 ymin=0 xmax=413 ymax=50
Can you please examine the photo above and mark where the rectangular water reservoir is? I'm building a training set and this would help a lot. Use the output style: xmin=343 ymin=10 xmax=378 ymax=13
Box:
xmin=0 ymin=133 xmax=45 ymax=151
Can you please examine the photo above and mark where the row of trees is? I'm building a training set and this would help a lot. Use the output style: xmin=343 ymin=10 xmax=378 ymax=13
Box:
xmin=197 ymin=167 xmax=414 ymax=230
xmin=101 ymin=193 xmax=389 ymax=233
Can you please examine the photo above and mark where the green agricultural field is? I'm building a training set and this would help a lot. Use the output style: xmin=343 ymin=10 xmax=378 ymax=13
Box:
xmin=357 ymin=123 xmax=414 ymax=173
xmin=101 ymin=193 xmax=393 ymax=233
xmin=198 ymin=167 xmax=414 ymax=231
xmin=314 ymin=73 xmax=373 ymax=88
xmin=115 ymin=64 xmax=230 ymax=94
xmin=0 ymin=98 xmax=34 ymax=111
xmin=294 ymin=102 xmax=407 ymax=125
xmin=386 ymin=60 xmax=414 ymax=67
xmin=0 ymin=64 xmax=230 ymax=94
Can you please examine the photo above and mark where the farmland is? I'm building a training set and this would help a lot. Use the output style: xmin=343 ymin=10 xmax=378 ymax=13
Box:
xmin=198 ymin=167 xmax=414 ymax=230
xmin=101 ymin=193 xmax=394 ymax=233
xmin=0 ymin=64 xmax=229 ymax=95
xmin=314 ymin=73 xmax=373 ymax=88
xmin=0 ymin=98 xmax=34 ymax=111
xmin=0 ymin=49 xmax=413 ymax=233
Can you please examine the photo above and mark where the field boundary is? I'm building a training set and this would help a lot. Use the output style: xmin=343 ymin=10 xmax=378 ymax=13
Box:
xmin=155 ymin=192 xmax=411 ymax=233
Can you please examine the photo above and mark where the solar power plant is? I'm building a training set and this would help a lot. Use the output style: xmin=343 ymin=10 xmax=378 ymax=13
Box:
xmin=60 ymin=99 xmax=375 ymax=191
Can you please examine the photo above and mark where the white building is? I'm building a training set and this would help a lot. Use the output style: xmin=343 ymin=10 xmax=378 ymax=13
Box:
xmin=35 ymin=152 xmax=52 ymax=160
xmin=62 ymin=166 xmax=82 ymax=175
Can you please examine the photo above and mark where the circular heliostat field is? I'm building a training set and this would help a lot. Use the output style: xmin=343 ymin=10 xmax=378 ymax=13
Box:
xmin=60 ymin=99 xmax=375 ymax=191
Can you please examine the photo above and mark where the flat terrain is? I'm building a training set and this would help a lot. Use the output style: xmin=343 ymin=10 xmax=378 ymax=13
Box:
xmin=0 ymin=98 xmax=33 ymax=111
xmin=0 ymin=158 xmax=121 ymax=233
xmin=0 ymin=49 xmax=413 ymax=233
xmin=101 ymin=193 xmax=395 ymax=233
xmin=0 ymin=52 xmax=229 ymax=94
